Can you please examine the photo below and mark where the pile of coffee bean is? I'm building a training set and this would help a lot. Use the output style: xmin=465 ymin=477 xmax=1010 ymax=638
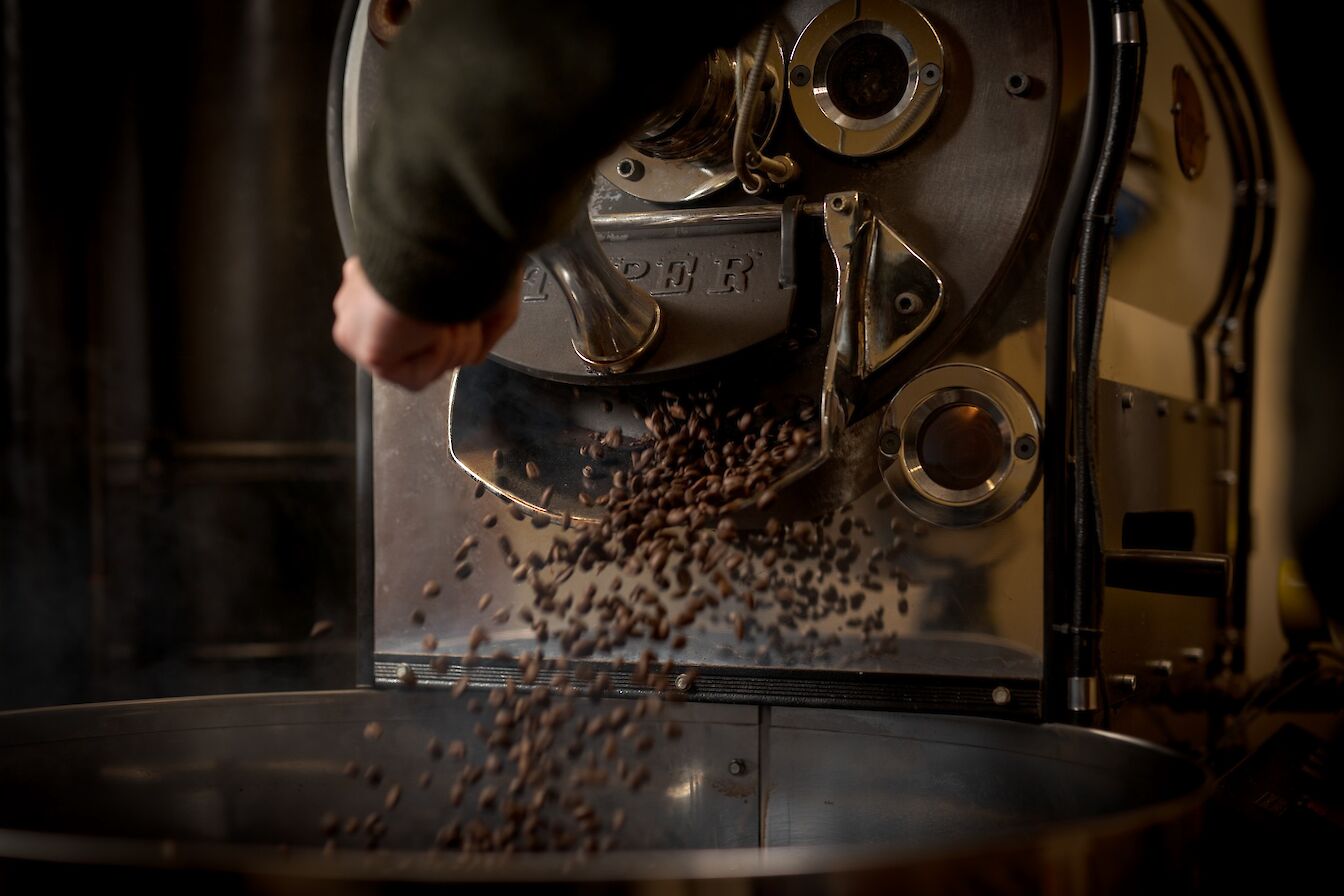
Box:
xmin=325 ymin=384 xmax=915 ymax=854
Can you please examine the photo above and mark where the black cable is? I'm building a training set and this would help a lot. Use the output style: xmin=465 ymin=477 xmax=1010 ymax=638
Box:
xmin=1069 ymin=0 xmax=1147 ymax=724
xmin=1184 ymin=0 xmax=1277 ymax=669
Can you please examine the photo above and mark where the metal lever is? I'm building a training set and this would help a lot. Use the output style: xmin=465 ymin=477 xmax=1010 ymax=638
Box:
xmin=1103 ymin=550 xmax=1231 ymax=599
xmin=533 ymin=210 xmax=664 ymax=374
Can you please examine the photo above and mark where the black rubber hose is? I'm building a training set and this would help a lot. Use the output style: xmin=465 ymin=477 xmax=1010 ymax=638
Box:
xmin=1069 ymin=0 xmax=1146 ymax=724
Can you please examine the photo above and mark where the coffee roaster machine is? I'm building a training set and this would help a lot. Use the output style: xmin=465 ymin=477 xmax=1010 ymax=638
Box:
xmin=0 ymin=0 xmax=1277 ymax=890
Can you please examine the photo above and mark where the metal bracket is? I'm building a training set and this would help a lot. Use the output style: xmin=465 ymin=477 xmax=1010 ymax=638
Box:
xmin=820 ymin=190 xmax=944 ymax=429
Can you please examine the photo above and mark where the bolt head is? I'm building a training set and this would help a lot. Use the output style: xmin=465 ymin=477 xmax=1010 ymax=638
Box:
xmin=674 ymin=673 xmax=691 ymax=691
xmin=615 ymin=158 xmax=644 ymax=181
xmin=991 ymin=686 xmax=1011 ymax=706
xmin=878 ymin=430 xmax=901 ymax=456
xmin=789 ymin=64 xmax=810 ymax=86
xmin=728 ymin=759 xmax=747 ymax=776
xmin=894 ymin=292 xmax=923 ymax=315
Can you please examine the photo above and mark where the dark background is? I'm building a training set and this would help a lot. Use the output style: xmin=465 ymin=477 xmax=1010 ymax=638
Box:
xmin=0 ymin=0 xmax=355 ymax=708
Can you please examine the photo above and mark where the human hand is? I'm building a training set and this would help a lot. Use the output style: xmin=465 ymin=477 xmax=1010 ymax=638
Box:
xmin=331 ymin=257 xmax=521 ymax=390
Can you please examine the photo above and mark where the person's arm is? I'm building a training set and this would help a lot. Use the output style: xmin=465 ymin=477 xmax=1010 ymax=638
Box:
xmin=334 ymin=1 xmax=775 ymax=388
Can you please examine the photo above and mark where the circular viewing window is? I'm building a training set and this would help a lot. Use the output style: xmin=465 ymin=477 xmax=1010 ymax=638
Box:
xmin=878 ymin=365 xmax=1043 ymax=528
xmin=788 ymin=0 xmax=943 ymax=157
xmin=826 ymin=31 xmax=909 ymax=120
xmin=916 ymin=403 xmax=1005 ymax=492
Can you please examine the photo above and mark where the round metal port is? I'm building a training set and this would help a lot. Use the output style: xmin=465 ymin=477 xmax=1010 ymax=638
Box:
xmin=878 ymin=364 xmax=1042 ymax=528
xmin=788 ymin=0 xmax=944 ymax=157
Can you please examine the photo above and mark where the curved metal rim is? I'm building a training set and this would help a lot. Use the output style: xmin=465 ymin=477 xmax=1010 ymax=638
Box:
xmin=572 ymin=300 xmax=665 ymax=373
xmin=788 ymin=0 xmax=944 ymax=157
xmin=0 ymin=690 xmax=1210 ymax=884
xmin=326 ymin=0 xmax=360 ymax=255
xmin=879 ymin=364 xmax=1042 ymax=528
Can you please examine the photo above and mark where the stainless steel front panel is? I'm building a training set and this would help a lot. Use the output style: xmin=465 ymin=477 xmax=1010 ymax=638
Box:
xmin=348 ymin=0 xmax=1087 ymax=706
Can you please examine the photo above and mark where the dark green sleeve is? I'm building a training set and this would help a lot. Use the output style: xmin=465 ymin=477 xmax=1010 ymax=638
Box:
xmin=353 ymin=0 xmax=778 ymax=324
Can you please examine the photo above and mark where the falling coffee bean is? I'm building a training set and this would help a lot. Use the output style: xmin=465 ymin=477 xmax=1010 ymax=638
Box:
xmin=309 ymin=620 xmax=334 ymax=639
xmin=422 ymin=580 xmax=441 ymax=598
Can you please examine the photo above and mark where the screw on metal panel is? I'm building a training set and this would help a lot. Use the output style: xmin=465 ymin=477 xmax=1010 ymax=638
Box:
xmin=1013 ymin=435 xmax=1037 ymax=460
xmin=894 ymin=292 xmax=924 ymax=315
xmin=1214 ymin=469 xmax=1238 ymax=486
xmin=790 ymin=64 xmax=811 ymax=86
xmin=615 ymin=158 xmax=644 ymax=181
xmin=1120 ymin=391 xmax=1134 ymax=410
xmin=1156 ymin=399 xmax=1169 ymax=417
xmin=991 ymin=686 xmax=1011 ymax=706
xmin=1004 ymin=72 xmax=1030 ymax=95
xmin=1184 ymin=406 xmax=1200 ymax=423
xmin=728 ymin=759 xmax=747 ymax=776
xmin=1180 ymin=647 xmax=1206 ymax=664
xmin=878 ymin=430 xmax=901 ymax=456
xmin=921 ymin=63 xmax=942 ymax=85
xmin=674 ymin=673 xmax=692 ymax=692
